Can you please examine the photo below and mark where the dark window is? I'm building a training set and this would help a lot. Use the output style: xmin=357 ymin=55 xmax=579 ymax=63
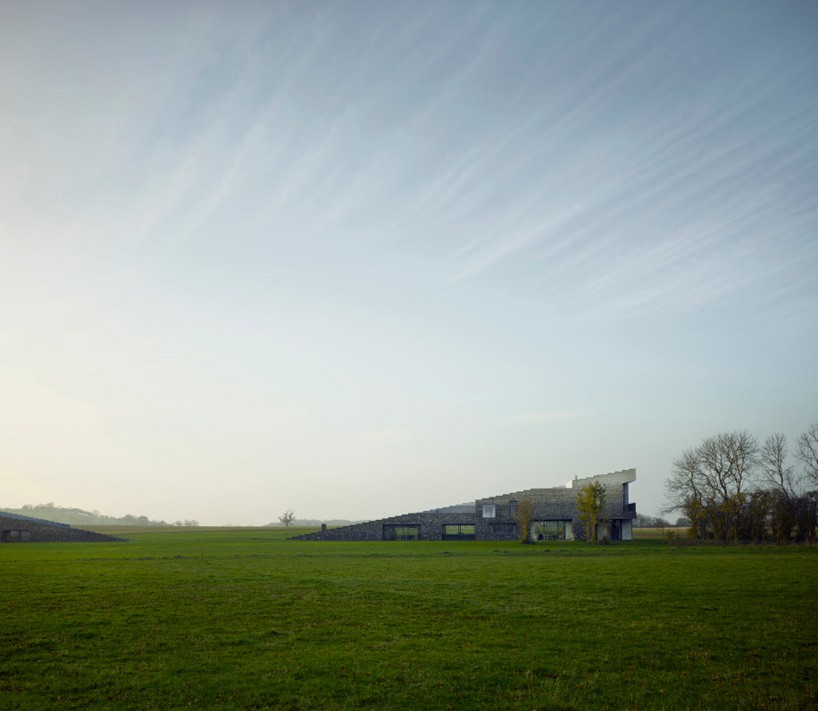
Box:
xmin=383 ymin=525 xmax=420 ymax=541
xmin=489 ymin=523 xmax=517 ymax=535
xmin=2 ymin=530 xmax=30 ymax=543
xmin=442 ymin=524 xmax=475 ymax=540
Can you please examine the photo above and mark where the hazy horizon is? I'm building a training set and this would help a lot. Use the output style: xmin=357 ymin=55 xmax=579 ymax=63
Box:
xmin=2 ymin=2 xmax=816 ymax=526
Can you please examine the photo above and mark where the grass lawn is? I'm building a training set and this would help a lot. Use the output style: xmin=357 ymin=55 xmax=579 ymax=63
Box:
xmin=1 ymin=528 xmax=816 ymax=709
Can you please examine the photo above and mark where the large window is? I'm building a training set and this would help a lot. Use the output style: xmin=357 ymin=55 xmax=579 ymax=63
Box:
xmin=383 ymin=525 xmax=420 ymax=541
xmin=489 ymin=523 xmax=517 ymax=535
xmin=442 ymin=524 xmax=475 ymax=540
xmin=482 ymin=504 xmax=496 ymax=518
xmin=532 ymin=520 xmax=571 ymax=541
xmin=1 ymin=530 xmax=31 ymax=543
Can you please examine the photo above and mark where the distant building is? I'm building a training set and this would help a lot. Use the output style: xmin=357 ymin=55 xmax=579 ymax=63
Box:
xmin=292 ymin=468 xmax=636 ymax=542
xmin=0 ymin=511 xmax=124 ymax=543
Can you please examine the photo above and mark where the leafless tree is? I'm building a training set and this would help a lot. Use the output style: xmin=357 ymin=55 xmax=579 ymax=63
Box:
xmin=795 ymin=423 xmax=818 ymax=487
xmin=761 ymin=433 xmax=798 ymax=498
xmin=698 ymin=430 xmax=758 ymax=500
xmin=757 ymin=433 xmax=799 ymax=542
xmin=666 ymin=448 xmax=703 ymax=505
xmin=666 ymin=447 xmax=716 ymax=539
xmin=665 ymin=431 xmax=758 ymax=541
xmin=668 ymin=428 xmax=818 ymax=544
xmin=278 ymin=509 xmax=295 ymax=527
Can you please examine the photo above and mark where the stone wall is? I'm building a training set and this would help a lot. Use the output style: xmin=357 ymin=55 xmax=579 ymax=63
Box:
xmin=292 ymin=511 xmax=478 ymax=541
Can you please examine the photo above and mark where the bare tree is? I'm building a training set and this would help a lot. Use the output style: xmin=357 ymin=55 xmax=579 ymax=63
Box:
xmin=796 ymin=423 xmax=818 ymax=487
xmin=761 ymin=433 xmax=798 ymax=498
xmin=699 ymin=431 xmax=758 ymax=499
xmin=665 ymin=431 xmax=758 ymax=541
xmin=278 ymin=509 xmax=295 ymax=527
xmin=668 ymin=427 xmax=818 ymax=544
xmin=665 ymin=447 xmax=708 ymax=538
xmin=666 ymin=448 xmax=703 ymax=506
xmin=757 ymin=434 xmax=797 ymax=543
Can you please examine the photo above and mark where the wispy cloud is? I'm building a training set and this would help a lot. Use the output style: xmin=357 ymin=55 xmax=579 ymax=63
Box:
xmin=1 ymin=2 xmax=816 ymax=523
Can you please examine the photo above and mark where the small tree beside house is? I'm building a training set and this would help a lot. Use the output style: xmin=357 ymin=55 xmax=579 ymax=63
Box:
xmin=576 ymin=481 xmax=607 ymax=543
xmin=514 ymin=499 xmax=534 ymax=543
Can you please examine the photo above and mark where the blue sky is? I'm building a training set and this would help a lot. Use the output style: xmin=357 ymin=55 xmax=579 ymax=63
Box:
xmin=1 ymin=1 xmax=816 ymax=524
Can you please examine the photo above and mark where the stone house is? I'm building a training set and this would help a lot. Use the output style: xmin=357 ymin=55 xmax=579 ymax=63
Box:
xmin=0 ymin=511 xmax=124 ymax=543
xmin=293 ymin=468 xmax=636 ymax=542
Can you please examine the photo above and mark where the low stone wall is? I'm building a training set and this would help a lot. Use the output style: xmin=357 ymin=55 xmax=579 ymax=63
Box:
xmin=292 ymin=511 xmax=482 ymax=541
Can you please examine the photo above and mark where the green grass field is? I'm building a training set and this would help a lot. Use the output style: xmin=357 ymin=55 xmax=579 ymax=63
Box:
xmin=2 ymin=528 xmax=816 ymax=710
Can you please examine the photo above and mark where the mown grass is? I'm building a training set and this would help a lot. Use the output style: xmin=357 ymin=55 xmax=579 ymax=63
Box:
xmin=1 ymin=528 xmax=816 ymax=709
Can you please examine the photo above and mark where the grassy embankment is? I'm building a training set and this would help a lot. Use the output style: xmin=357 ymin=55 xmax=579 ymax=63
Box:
xmin=1 ymin=527 xmax=816 ymax=709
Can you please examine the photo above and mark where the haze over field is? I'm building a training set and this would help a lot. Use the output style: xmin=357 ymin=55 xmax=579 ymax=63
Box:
xmin=1 ymin=2 xmax=816 ymax=525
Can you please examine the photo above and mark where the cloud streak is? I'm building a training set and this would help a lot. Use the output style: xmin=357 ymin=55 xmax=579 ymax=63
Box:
xmin=1 ymin=2 xmax=816 ymax=523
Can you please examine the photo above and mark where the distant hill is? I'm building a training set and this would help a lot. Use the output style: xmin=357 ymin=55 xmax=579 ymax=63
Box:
xmin=0 ymin=503 xmax=197 ymax=527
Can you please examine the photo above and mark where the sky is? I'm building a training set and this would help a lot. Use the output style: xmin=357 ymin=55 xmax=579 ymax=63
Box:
xmin=1 ymin=1 xmax=817 ymax=525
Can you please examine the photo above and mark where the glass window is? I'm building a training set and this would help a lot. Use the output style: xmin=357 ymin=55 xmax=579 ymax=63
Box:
xmin=442 ymin=524 xmax=475 ymax=540
xmin=490 ymin=523 xmax=517 ymax=535
xmin=532 ymin=520 xmax=571 ymax=541
xmin=482 ymin=504 xmax=496 ymax=518
xmin=383 ymin=525 xmax=420 ymax=541
xmin=2 ymin=529 xmax=32 ymax=543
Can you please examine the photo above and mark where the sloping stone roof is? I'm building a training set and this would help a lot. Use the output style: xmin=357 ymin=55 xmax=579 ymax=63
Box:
xmin=291 ymin=468 xmax=636 ymax=541
xmin=0 ymin=511 xmax=125 ymax=543
xmin=0 ymin=510 xmax=72 ymax=527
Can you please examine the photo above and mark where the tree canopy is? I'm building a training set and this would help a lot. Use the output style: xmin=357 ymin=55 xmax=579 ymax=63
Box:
xmin=665 ymin=426 xmax=817 ymax=543
xmin=576 ymin=481 xmax=607 ymax=543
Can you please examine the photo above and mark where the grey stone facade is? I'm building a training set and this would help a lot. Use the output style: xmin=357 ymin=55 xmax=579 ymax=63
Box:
xmin=0 ymin=512 xmax=125 ymax=543
xmin=292 ymin=468 xmax=636 ymax=542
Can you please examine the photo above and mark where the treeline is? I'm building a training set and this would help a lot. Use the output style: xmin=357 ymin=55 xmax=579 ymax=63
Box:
xmin=4 ymin=503 xmax=199 ymax=528
xmin=665 ymin=424 xmax=818 ymax=543
xmin=633 ymin=513 xmax=677 ymax=528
